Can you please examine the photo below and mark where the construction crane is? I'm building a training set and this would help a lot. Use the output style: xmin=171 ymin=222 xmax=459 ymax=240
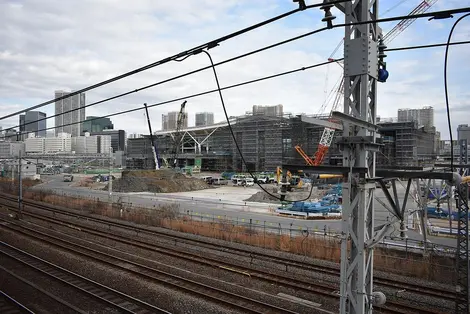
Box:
xmin=302 ymin=0 xmax=438 ymax=167
xmin=171 ymin=101 xmax=187 ymax=168
xmin=144 ymin=103 xmax=160 ymax=170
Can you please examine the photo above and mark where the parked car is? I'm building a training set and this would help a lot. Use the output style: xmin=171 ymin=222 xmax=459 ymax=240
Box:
xmin=211 ymin=178 xmax=228 ymax=185
xmin=256 ymin=176 xmax=269 ymax=184
xmin=245 ymin=178 xmax=255 ymax=187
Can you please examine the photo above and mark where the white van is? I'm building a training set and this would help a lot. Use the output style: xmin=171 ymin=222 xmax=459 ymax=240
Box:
xmin=201 ymin=176 xmax=213 ymax=184
xmin=212 ymin=178 xmax=228 ymax=185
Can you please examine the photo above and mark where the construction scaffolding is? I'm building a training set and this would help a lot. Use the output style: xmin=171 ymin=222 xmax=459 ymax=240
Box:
xmin=132 ymin=114 xmax=440 ymax=173
xmin=377 ymin=121 xmax=436 ymax=166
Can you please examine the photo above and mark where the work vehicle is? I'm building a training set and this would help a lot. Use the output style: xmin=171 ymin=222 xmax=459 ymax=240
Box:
xmin=63 ymin=174 xmax=74 ymax=182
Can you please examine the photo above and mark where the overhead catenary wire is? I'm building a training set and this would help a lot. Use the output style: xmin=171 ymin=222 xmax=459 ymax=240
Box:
xmin=4 ymin=58 xmax=341 ymax=140
xmin=5 ymin=36 xmax=470 ymax=140
xmin=199 ymin=49 xmax=315 ymax=203
xmin=386 ymin=39 xmax=470 ymax=51
xmin=3 ymin=5 xmax=470 ymax=128
xmin=8 ymin=26 xmax=331 ymax=132
xmin=0 ymin=0 xmax=351 ymax=121
xmin=11 ymin=37 xmax=470 ymax=133
xmin=443 ymin=13 xmax=470 ymax=173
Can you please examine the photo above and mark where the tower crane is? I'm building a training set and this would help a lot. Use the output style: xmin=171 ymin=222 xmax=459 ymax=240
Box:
xmin=299 ymin=0 xmax=438 ymax=167
xmin=171 ymin=101 xmax=187 ymax=168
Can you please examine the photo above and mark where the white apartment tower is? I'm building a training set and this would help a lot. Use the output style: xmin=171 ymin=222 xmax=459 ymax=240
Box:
xmin=162 ymin=111 xmax=188 ymax=130
xmin=397 ymin=106 xmax=434 ymax=128
xmin=195 ymin=112 xmax=214 ymax=126
xmin=252 ymin=104 xmax=283 ymax=117
xmin=55 ymin=90 xmax=86 ymax=137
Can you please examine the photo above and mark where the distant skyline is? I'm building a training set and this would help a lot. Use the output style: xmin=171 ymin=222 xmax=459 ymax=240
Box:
xmin=0 ymin=0 xmax=469 ymax=139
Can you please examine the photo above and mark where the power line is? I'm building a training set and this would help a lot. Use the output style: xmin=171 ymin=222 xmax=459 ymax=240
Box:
xmin=386 ymin=40 xmax=470 ymax=51
xmin=200 ymin=49 xmax=315 ymax=202
xmin=0 ymin=0 xmax=350 ymax=121
xmin=5 ymin=35 xmax=470 ymax=139
xmin=10 ymin=6 xmax=470 ymax=132
xmin=4 ymin=6 xmax=469 ymax=129
xmin=3 ymin=58 xmax=340 ymax=140
xmin=444 ymin=13 xmax=470 ymax=173
xmin=9 ymin=26 xmax=330 ymax=132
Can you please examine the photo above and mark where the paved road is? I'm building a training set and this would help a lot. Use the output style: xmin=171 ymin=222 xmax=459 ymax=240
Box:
xmin=32 ymin=175 xmax=456 ymax=247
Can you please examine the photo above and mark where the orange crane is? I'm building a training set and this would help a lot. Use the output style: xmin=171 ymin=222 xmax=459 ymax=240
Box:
xmin=298 ymin=0 xmax=438 ymax=166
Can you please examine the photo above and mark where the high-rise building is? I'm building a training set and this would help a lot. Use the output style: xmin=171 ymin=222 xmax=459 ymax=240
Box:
xmin=19 ymin=111 xmax=47 ymax=139
xmin=195 ymin=112 xmax=214 ymax=126
xmin=81 ymin=116 xmax=113 ymax=134
xmin=97 ymin=135 xmax=112 ymax=154
xmin=54 ymin=90 xmax=86 ymax=137
xmin=252 ymin=104 xmax=283 ymax=117
xmin=397 ymin=106 xmax=434 ymax=128
xmin=162 ymin=111 xmax=188 ymax=130
xmin=457 ymin=124 xmax=470 ymax=143
xmin=91 ymin=129 xmax=125 ymax=152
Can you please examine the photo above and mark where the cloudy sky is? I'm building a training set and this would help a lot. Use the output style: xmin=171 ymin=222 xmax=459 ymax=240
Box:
xmin=0 ymin=0 xmax=469 ymax=139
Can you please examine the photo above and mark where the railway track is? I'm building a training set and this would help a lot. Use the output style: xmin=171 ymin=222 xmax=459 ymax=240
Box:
xmin=0 ymin=290 xmax=34 ymax=314
xmin=0 ymin=194 xmax=453 ymax=313
xmin=1 ymin=219 xmax=304 ymax=314
xmin=1 ymin=194 xmax=453 ymax=300
xmin=0 ymin=241 xmax=170 ymax=314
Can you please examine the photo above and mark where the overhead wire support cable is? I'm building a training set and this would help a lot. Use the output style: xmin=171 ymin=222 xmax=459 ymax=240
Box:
xmin=385 ymin=40 xmax=470 ymax=51
xmin=0 ymin=0 xmax=350 ymax=121
xmin=9 ymin=6 xmax=470 ymax=132
xmin=9 ymin=26 xmax=333 ymax=132
xmin=5 ymin=58 xmax=340 ymax=140
xmin=6 ymin=34 xmax=470 ymax=141
xmin=198 ymin=49 xmax=315 ymax=202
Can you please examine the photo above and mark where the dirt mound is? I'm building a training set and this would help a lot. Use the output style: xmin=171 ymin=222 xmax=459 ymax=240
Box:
xmin=245 ymin=187 xmax=322 ymax=204
xmin=245 ymin=191 xmax=281 ymax=203
xmin=108 ymin=169 xmax=209 ymax=193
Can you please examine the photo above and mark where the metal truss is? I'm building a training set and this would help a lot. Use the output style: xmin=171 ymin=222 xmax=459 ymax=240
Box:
xmin=459 ymin=139 xmax=468 ymax=176
xmin=455 ymin=182 xmax=469 ymax=313
xmin=333 ymin=0 xmax=381 ymax=313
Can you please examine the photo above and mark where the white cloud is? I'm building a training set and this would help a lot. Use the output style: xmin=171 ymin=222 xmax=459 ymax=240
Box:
xmin=0 ymin=0 xmax=469 ymax=140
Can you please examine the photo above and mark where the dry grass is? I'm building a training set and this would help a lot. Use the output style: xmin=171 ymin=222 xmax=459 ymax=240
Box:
xmin=5 ymin=188 xmax=455 ymax=284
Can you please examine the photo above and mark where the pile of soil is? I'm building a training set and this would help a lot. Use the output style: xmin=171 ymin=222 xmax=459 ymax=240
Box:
xmin=244 ymin=191 xmax=282 ymax=204
xmin=245 ymin=187 xmax=322 ymax=204
xmin=107 ymin=170 xmax=209 ymax=193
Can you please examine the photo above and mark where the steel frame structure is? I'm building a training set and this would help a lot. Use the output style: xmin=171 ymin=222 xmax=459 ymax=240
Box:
xmin=334 ymin=1 xmax=380 ymax=313
xmin=455 ymin=182 xmax=469 ymax=313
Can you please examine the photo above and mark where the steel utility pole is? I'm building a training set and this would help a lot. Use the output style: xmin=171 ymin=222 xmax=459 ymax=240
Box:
xmin=108 ymin=147 xmax=113 ymax=203
xmin=331 ymin=0 xmax=384 ymax=313
xmin=18 ymin=150 xmax=23 ymax=220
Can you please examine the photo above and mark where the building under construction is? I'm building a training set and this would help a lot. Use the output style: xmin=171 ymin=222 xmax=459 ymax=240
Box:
xmin=377 ymin=121 xmax=437 ymax=167
xmin=126 ymin=114 xmax=437 ymax=171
